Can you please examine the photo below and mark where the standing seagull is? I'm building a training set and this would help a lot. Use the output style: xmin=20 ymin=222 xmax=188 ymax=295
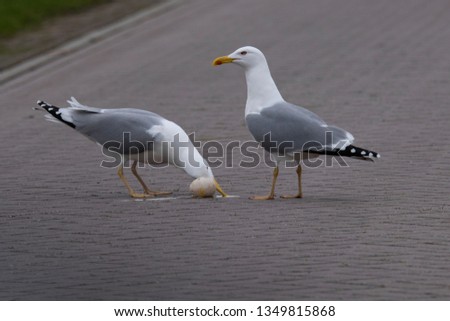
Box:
xmin=213 ymin=46 xmax=379 ymax=200
xmin=35 ymin=97 xmax=227 ymax=198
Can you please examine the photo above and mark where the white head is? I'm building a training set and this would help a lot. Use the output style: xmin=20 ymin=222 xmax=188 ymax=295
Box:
xmin=179 ymin=147 xmax=228 ymax=198
xmin=212 ymin=46 xmax=268 ymax=70
xmin=158 ymin=120 xmax=227 ymax=198
xmin=212 ymin=46 xmax=284 ymax=114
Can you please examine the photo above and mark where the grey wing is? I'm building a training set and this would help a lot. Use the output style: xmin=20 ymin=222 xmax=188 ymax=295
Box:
xmin=245 ymin=102 xmax=354 ymax=154
xmin=70 ymin=108 xmax=164 ymax=154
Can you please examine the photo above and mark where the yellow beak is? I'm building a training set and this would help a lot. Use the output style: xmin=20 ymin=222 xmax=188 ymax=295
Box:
xmin=212 ymin=56 xmax=235 ymax=66
xmin=214 ymin=179 xmax=228 ymax=197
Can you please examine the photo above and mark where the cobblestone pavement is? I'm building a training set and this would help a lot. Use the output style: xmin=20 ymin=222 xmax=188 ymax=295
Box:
xmin=0 ymin=0 xmax=449 ymax=300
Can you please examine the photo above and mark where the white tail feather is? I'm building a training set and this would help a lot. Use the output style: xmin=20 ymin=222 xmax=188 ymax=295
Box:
xmin=67 ymin=96 xmax=83 ymax=108
xmin=66 ymin=96 xmax=102 ymax=113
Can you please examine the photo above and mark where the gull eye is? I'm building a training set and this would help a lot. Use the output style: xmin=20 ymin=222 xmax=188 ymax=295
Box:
xmin=240 ymin=51 xmax=247 ymax=56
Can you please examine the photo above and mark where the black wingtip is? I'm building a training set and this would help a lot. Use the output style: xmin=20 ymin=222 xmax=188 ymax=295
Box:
xmin=36 ymin=100 xmax=76 ymax=129
xmin=36 ymin=100 xmax=54 ymax=110
xmin=312 ymin=144 xmax=380 ymax=161
xmin=340 ymin=144 xmax=380 ymax=160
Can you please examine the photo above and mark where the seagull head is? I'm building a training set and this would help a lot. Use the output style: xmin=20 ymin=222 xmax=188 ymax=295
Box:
xmin=212 ymin=46 xmax=267 ymax=70
xmin=212 ymin=46 xmax=284 ymax=113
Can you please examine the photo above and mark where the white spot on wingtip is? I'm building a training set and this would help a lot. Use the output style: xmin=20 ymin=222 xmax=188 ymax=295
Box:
xmin=369 ymin=152 xmax=373 ymax=157
xmin=377 ymin=154 xmax=381 ymax=158
xmin=350 ymin=148 xmax=356 ymax=153
xmin=361 ymin=151 xmax=366 ymax=155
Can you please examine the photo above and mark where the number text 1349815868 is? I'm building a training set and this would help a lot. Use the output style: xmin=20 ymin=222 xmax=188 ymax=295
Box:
xmin=256 ymin=305 xmax=336 ymax=317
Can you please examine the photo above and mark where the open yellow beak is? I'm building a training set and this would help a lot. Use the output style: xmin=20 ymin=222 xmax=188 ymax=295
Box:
xmin=212 ymin=56 xmax=235 ymax=66
xmin=214 ymin=179 xmax=228 ymax=197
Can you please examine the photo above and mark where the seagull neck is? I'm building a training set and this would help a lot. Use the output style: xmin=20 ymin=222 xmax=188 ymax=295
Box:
xmin=162 ymin=123 xmax=211 ymax=179
xmin=179 ymin=145 xmax=212 ymax=179
xmin=244 ymin=63 xmax=284 ymax=115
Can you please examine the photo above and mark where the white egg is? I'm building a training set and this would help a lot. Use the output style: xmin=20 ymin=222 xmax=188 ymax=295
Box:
xmin=189 ymin=177 xmax=216 ymax=197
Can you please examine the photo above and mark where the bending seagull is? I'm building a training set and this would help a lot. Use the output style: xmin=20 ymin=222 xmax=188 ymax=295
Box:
xmin=213 ymin=46 xmax=379 ymax=200
xmin=35 ymin=97 xmax=227 ymax=198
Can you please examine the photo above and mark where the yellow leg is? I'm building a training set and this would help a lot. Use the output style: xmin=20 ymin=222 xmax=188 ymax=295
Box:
xmin=250 ymin=166 xmax=279 ymax=200
xmin=130 ymin=161 xmax=171 ymax=196
xmin=281 ymin=164 xmax=303 ymax=199
xmin=117 ymin=165 xmax=148 ymax=198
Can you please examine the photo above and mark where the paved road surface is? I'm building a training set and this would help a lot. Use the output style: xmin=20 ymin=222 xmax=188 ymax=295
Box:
xmin=1 ymin=0 xmax=449 ymax=300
